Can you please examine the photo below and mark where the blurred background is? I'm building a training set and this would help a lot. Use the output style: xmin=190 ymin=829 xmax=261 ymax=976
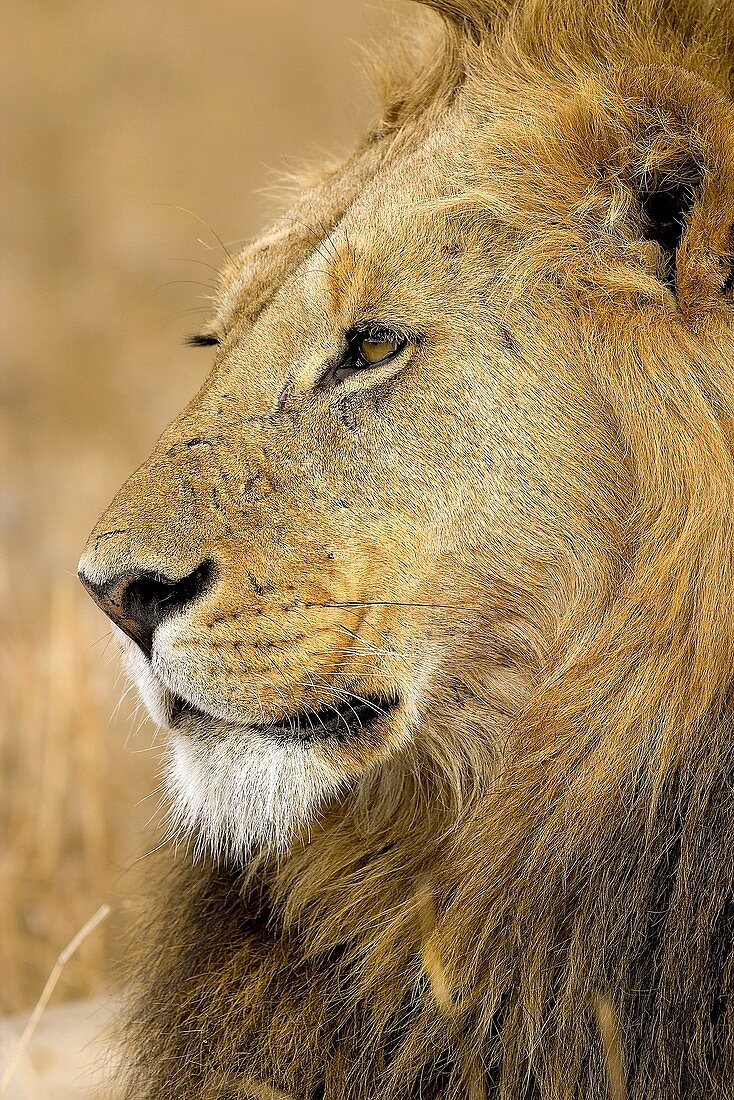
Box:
xmin=1 ymin=0 xmax=395 ymax=1063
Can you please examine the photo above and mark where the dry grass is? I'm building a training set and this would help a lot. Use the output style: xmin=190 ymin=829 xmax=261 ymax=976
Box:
xmin=0 ymin=573 xmax=155 ymax=1013
xmin=1 ymin=0 xmax=389 ymax=1016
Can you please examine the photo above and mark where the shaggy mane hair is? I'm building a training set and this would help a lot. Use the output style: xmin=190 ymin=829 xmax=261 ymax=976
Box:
xmin=121 ymin=3 xmax=734 ymax=1097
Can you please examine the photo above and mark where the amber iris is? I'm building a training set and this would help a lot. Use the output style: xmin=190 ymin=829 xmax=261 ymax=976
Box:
xmin=358 ymin=335 xmax=402 ymax=365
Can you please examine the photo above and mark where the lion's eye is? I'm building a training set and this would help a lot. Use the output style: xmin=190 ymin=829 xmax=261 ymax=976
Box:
xmin=327 ymin=326 xmax=408 ymax=386
xmin=357 ymin=334 xmax=403 ymax=366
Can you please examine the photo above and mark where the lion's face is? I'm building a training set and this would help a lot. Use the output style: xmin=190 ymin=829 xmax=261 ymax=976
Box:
xmin=78 ymin=97 xmax=625 ymax=860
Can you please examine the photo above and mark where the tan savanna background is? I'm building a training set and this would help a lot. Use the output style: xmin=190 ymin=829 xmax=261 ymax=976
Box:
xmin=1 ymin=0 xmax=395 ymax=1078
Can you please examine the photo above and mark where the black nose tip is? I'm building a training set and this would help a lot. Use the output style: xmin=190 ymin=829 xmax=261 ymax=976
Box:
xmin=78 ymin=559 xmax=215 ymax=657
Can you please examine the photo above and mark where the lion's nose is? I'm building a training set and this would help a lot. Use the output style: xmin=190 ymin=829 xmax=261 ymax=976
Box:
xmin=78 ymin=559 xmax=215 ymax=658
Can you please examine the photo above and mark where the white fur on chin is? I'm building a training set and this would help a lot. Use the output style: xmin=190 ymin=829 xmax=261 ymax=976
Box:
xmin=164 ymin=730 xmax=345 ymax=863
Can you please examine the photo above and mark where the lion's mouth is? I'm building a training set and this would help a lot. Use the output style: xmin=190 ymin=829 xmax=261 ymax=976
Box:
xmin=169 ymin=692 xmax=400 ymax=743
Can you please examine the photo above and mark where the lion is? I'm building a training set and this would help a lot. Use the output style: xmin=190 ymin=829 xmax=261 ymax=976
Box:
xmin=78 ymin=0 xmax=734 ymax=1096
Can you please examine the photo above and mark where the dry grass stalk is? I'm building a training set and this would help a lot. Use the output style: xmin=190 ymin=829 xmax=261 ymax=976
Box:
xmin=0 ymin=1028 xmax=48 ymax=1100
xmin=0 ymin=903 xmax=111 ymax=1095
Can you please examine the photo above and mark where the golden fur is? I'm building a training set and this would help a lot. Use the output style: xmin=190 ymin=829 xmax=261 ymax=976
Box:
xmin=79 ymin=1 xmax=734 ymax=1095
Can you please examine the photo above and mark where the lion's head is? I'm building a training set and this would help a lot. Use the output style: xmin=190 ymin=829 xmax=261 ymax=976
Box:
xmin=79 ymin=1 xmax=734 ymax=1097
xmin=79 ymin=0 xmax=734 ymax=868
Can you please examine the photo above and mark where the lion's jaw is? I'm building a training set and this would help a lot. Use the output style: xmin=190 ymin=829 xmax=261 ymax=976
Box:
xmin=118 ymin=626 xmax=430 ymax=861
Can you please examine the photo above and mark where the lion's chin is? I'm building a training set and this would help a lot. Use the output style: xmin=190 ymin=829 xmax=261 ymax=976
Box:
xmin=162 ymin=693 xmax=400 ymax=862
xmin=163 ymin=729 xmax=346 ymax=863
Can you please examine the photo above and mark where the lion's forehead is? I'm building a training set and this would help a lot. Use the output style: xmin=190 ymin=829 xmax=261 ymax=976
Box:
xmin=211 ymin=125 xmax=469 ymax=342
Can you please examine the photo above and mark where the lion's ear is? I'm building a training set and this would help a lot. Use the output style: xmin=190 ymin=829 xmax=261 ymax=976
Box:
xmin=616 ymin=72 xmax=734 ymax=313
xmin=633 ymin=158 xmax=703 ymax=297
xmin=628 ymin=150 xmax=734 ymax=313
